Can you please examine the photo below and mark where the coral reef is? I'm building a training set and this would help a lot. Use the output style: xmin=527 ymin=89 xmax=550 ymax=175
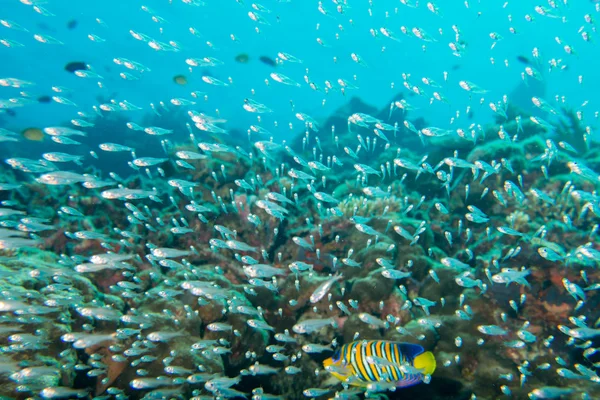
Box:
xmin=1 ymin=88 xmax=599 ymax=400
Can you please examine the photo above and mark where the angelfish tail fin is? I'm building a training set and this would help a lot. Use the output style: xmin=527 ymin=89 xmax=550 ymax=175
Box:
xmin=414 ymin=351 xmax=436 ymax=376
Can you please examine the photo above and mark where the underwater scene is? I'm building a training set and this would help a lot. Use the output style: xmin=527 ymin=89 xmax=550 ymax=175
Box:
xmin=1 ymin=0 xmax=600 ymax=399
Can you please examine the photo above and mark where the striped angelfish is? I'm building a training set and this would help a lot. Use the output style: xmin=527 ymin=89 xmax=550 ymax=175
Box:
xmin=322 ymin=340 xmax=436 ymax=388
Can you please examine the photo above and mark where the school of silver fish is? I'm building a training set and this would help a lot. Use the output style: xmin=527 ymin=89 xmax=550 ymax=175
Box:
xmin=0 ymin=0 xmax=600 ymax=399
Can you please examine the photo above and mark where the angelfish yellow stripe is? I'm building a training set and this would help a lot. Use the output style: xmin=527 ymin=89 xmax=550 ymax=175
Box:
xmin=386 ymin=342 xmax=400 ymax=381
xmin=342 ymin=344 xmax=356 ymax=375
xmin=367 ymin=341 xmax=381 ymax=381
xmin=358 ymin=341 xmax=375 ymax=381
xmin=393 ymin=343 xmax=404 ymax=379
xmin=352 ymin=342 xmax=370 ymax=381
xmin=343 ymin=343 xmax=352 ymax=364
xmin=365 ymin=341 xmax=373 ymax=360
xmin=377 ymin=341 xmax=391 ymax=382
xmin=375 ymin=341 xmax=384 ymax=358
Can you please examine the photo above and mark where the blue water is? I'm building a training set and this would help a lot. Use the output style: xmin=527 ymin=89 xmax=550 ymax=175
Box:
xmin=2 ymin=1 xmax=598 ymax=147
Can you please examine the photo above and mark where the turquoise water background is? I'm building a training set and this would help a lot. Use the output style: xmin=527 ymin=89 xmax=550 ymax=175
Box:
xmin=1 ymin=1 xmax=598 ymax=149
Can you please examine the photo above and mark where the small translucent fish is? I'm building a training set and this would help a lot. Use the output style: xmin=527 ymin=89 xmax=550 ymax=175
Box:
xmin=71 ymin=119 xmax=94 ymax=128
xmin=341 ymin=258 xmax=362 ymax=268
xmin=0 ymin=208 xmax=25 ymax=218
xmin=0 ymin=183 xmax=21 ymax=191
xmin=206 ymin=322 xmax=233 ymax=332
xmin=101 ymin=188 xmax=158 ymax=200
xmin=567 ymin=161 xmax=600 ymax=182
xmin=459 ymin=80 xmax=487 ymax=94
xmin=199 ymin=142 xmax=234 ymax=153
xmin=249 ymin=362 xmax=279 ymax=375
xmin=529 ymin=188 xmax=555 ymax=205
xmin=558 ymin=325 xmax=600 ymax=340
xmin=37 ymin=171 xmax=88 ymax=185
xmin=562 ymin=278 xmax=585 ymax=302
xmin=40 ymin=387 xmax=88 ymax=399
xmin=310 ymin=274 xmax=343 ymax=303
xmin=0 ymin=38 xmax=25 ymax=48
xmin=176 ymin=151 xmax=207 ymax=160
xmin=266 ymin=192 xmax=293 ymax=205
xmin=75 ymin=69 xmax=103 ymax=79
xmin=381 ymin=269 xmax=412 ymax=280
xmin=278 ymin=52 xmax=303 ymax=63
xmin=133 ymin=157 xmax=167 ymax=167
xmin=528 ymin=387 xmax=575 ymax=399
xmin=440 ymin=257 xmax=470 ymax=271
xmin=455 ymin=275 xmax=484 ymax=290
xmin=497 ymin=226 xmax=525 ymax=237
xmin=504 ymin=340 xmax=526 ymax=349
xmin=146 ymin=331 xmax=184 ymax=342
xmin=0 ymin=19 xmax=29 ymax=32
xmin=285 ymin=366 xmax=302 ymax=375
xmin=243 ymin=264 xmax=285 ymax=279
xmin=151 ymin=248 xmax=191 ymax=258
xmin=0 ymin=78 xmax=34 ymax=88
xmin=313 ymin=192 xmax=338 ymax=204
xmin=226 ymin=239 xmax=257 ymax=252
xmin=538 ymin=247 xmax=564 ymax=262
xmin=556 ymin=368 xmax=586 ymax=380
xmin=202 ymin=75 xmax=230 ymax=86
xmin=130 ymin=377 xmax=175 ymax=390
xmin=144 ymin=126 xmax=173 ymax=136
xmin=292 ymin=236 xmax=313 ymax=250
xmin=302 ymin=343 xmax=332 ymax=353
xmin=358 ymin=313 xmax=389 ymax=329
xmin=477 ymin=325 xmax=508 ymax=336
xmin=307 ymin=161 xmax=329 ymax=171
xmin=270 ymin=72 xmax=301 ymax=87
xmin=33 ymin=34 xmax=64 ymax=45
xmin=289 ymin=261 xmax=313 ymax=274
xmin=186 ymin=57 xmax=223 ymax=67
xmin=59 ymin=206 xmax=84 ymax=217
xmin=0 ymin=130 xmax=19 ymax=142
xmin=292 ymin=318 xmax=336 ymax=334
xmin=303 ymin=388 xmax=331 ymax=397
xmin=42 ymin=152 xmax=84 ymax=165
xmin=363 ymin=186 xmax=389 ymax=198
xmin=99 ymin=143 xmax=133 ymax=152
xmin=354 ymin=163 xmax=381 ymax=176
xmin=44 ymin=127 xmax=86 ymax=137
xmin=77 ymin=306 xmax=121 ymax=321
xmin=296 ymin=112 xmax=320 ymax=131
xmin=247 ymin=319 xmax=275 ymax=331
xmin=435 ymin=203 xmax=449 ymax=214
xmin=492 ymin=268 xmax=530 ymax=287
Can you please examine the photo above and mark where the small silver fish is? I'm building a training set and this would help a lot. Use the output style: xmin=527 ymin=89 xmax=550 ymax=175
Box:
xmin=310 ymin=274 xmax=343 ymax=303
